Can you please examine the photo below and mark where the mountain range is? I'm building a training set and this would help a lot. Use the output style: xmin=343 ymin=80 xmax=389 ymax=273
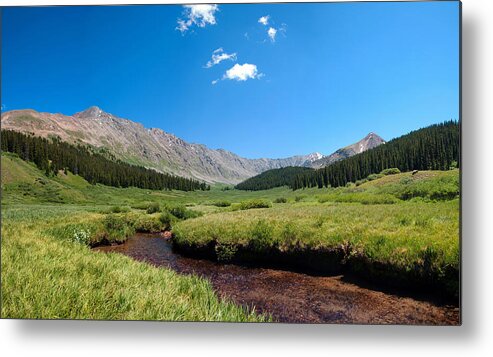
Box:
xmin=1 ymin=106 xmax=385 ymax=184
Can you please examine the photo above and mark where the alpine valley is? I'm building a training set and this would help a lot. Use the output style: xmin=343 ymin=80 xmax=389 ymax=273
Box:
xmin=1 ymin=106 xmax=385 ymax=184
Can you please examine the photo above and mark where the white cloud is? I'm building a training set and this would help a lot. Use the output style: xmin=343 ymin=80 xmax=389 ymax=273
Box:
xmin=267 ymin=27 xmax=277 ymax=42
xmin=176 ymin=5 xmax=219 ymax=34
xmin=258 ymin=15 xmax=270 ymax=26
xmin=224 ymin=63 xmax=261 ymax=81
xmin=205 ymin=48 xmax=237 ymax=68
xmin=212 ymin=63 xmax=264 ymax=84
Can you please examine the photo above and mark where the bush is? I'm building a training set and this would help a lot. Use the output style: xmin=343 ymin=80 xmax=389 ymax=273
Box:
xmin=249 ymin=220 xmax=274 ymax=251
xmin=133 ymin=215 xmax=164 ymax=233
xmin=238 ymin=199 xmax=272 ymax=210
xmin=294 ymin=195 xmax=305 ymax=202
xmin=166 ymin=205 xmax=203 ymax=220
xmin=355 ymin=179 xmax=368 ymax=186
xmin=274 ymin=197 xmax=287 ymax=203
xmin=367 ymin=173 xmax=384 ymax=181
xmin=210 ymin=200 xmax=231 ymax=207
xmin=103 ymin=214 xmax=135 ymax=243
xmin=380 ymin=168 xmax=401 ymax=176
xmin=146 ymin=202 xmax=160 ymax=214
xmin=109 ymin=205 xmax=130 ymax=213
xmin=158 ymin=211 xmax=174 ymax=230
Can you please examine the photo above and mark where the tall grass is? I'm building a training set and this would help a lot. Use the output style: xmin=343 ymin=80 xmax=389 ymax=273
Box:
xmin=1 ymin=206 xmax=268 ymax=321
xmin=173 ymin=201 xmax=460 ymax=297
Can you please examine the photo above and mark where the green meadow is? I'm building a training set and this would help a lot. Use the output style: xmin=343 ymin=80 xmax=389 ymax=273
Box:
xmin=1 ymin=153 xmax=460 ymax=319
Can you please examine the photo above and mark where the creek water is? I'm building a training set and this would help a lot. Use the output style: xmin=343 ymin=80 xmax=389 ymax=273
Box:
xmin=94 ymin=233 xmax=459 ymax=324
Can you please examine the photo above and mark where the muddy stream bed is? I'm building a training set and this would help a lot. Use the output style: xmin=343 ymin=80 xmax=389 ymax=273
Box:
xmin=94 ymin=233 xmax=459 ymax=324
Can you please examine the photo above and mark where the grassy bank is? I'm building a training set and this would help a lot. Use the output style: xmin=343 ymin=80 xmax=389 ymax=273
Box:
xmin=1 ymin=206 xmax=268 ymax=321
xmin=173 ymin=200 xmax=459 ymax=299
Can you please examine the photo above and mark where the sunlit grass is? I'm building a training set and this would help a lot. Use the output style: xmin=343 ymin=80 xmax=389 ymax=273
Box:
xmin=1 ymin=206 xmax=268 ymax=321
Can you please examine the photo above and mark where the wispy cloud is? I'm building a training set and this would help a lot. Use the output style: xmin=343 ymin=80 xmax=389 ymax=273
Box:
xmin=267 ymin=27 xmax=277 ymax=42
xmin=205 ymin=48 xmax=237 ymax=68
xmin=258 ymin=15 xmax=270 ymax=26
xmin=257 ymin=15 xmax=287 ymax=43
xmin=176 ymin=5 xmax=219 ymax=34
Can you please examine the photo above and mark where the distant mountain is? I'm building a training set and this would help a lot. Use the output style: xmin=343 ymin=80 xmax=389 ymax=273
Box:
xmin=1 ymin=107 xmax=323 ymax=184
xmin=292 ymin=121 xmax=460 ymax=190
xmin=308 ymin=132 xmax=385 ymax=169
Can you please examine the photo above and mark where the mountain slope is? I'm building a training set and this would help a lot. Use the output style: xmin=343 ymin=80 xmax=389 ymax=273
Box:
xmin=1 ymin=107 xmax=383 ymax=184
xmin=292 ymin=121 xmax=460 ymax=190
xmin=1 ymin=107 xmax=323 ymax=184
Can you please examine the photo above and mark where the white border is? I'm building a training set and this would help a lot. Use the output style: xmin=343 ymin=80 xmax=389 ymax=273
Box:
xmin=2 ymin=0 xmax=493 ymax=356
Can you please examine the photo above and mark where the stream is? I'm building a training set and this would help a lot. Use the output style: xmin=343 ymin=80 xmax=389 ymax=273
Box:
xmin=94 ymin=233 xmax=460 ymax=325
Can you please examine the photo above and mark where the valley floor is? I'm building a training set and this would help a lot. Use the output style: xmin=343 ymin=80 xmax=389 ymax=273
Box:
xmin=1 ymin=153 xmax=460 ymax=323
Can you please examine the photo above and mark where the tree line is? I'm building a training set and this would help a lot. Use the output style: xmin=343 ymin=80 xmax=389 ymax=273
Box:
xmin=235 ymin=166 xmax=313 ymax=191
xmin=1 ymin=130 xmax=210 ymax=191
xmin=291 ymin=121 xmax=460 ymax=190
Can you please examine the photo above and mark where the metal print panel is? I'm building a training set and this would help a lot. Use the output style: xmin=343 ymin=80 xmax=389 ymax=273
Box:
xmin=0 ymin=1 xmax=461 ymax=325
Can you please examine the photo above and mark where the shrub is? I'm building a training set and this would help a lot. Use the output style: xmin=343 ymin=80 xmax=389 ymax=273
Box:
xmin=103 ymin=214 xmax=135 ymax=242
xmin=109 ymin=205 xmax=130 ymax=213
xmin=238 ymin=199 xmax=272 ymax=210
xmin=146 ymin=202 xmax=160 ymax=214
xmin=367 ymin=173 xmax=384 ymax=181
xmin=133 ymin=215 xmax=164 ymax=233
xmin=355 ymin=179 xmax=368 ymax=186
xmin=158 ymin=211 xmax=174 ymax=230
xmin=274 ymin=197 xmax=287 ymax=204
xmin=210 ymin=200 xmax=231 ymax=207
xmin=294 ymin=195 xmax=305 ymax=202
xmin=166 ymin=205 xmax=203 ymax=220
xmin=249 ymin=220 xmax=274 ymax=251
xmin=380 ymin=168 xmax=401 ymax=176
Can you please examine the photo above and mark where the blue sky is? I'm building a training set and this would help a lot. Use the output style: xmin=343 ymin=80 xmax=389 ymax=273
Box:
xmin=1 ymin=2 xmax=459 ymax=159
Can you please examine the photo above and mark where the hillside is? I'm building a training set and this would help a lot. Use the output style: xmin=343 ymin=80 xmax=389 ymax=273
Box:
xmin=1 ymin=107 xmax=322 ymax=184
xmin=235 ymin=166 xmax=314 ymax=191
xmin=1 ymin=107 xmax=383 ymax=184
xmin=1 ymin=130 xmax=207 ymax=192
xmin=292 ymin=121 xmax=460 ymax=189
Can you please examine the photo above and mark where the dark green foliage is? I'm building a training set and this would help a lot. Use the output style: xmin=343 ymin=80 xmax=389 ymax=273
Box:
xmin=209 ymin=200 xmax=231 ymax=207
xmin=236 ymin=166 xmax=314 ymax=191
xmin=274 ymin=197 xmax=288 ymax=203
xmin=109 ymin=206 xmax=130 ymax=213
xmin=1 ymin=130 xmax=209 ymax=191
xmin=291 ymin=121 xmax=460 ymax=190
xmin=166 ymin=205 xmax=203 ymax=220
xmin=158 ymin=211 xmax=174 ymax=230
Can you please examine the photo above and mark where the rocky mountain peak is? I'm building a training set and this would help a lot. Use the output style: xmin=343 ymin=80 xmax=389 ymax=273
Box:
xmin=73 ymin=106 xmax=107 ymax=119
xmin=306 ymin=152 xmax=323 ymax=161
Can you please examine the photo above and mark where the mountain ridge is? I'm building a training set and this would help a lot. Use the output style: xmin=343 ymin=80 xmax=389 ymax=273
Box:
xmin=1 ymin=106 xmax=384 ymax=184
